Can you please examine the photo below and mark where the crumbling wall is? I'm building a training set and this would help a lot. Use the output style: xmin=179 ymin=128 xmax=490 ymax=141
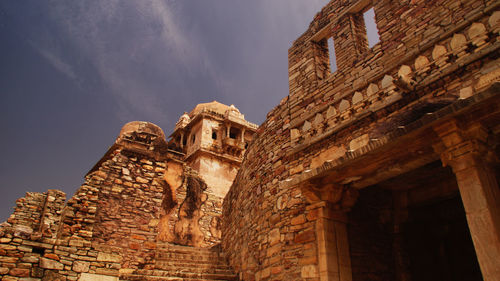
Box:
xmin=0 ymin=121 xmax=226 ymax=280
xmin=6 ymin=189 xmax=66 ymax=239
xmin=222 ymin=0 xmax=500 ymax=280
xmin=89 ymin=149 xmax=166 ymax=268
xmin=158 ymin=162 xmax=224 ymax=247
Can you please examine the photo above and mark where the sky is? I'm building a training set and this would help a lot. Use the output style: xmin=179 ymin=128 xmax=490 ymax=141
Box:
xmin=0 ymin=0 xmax=331 ymax=221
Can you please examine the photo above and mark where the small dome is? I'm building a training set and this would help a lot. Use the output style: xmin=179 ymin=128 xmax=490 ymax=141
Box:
xmin=229 ymin=104 xmax=240 ymax=113
xmin=179 ymin=112 xmax=190 ymax=122
xmin=117 ymin=121 xmax=166 ymax=143
xmin=175 ymin=112 xmax=191 ymax=129
xmin=189 ymin=101 xmax=236 ymax=117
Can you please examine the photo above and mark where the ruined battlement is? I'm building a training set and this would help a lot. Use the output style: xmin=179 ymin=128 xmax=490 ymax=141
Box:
xmin=0 ymin=102 xmax=251 ymax=280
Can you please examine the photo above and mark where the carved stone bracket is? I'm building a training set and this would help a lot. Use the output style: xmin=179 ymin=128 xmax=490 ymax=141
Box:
xmin=301 ymin=181 xmax=359 ymax=211
xmin=433 ymin=121 xmax=497 ymax=171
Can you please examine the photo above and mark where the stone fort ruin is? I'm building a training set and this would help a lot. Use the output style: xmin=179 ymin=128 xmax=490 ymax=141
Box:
xmin=1 ymin=0 xmax=500 ymax=280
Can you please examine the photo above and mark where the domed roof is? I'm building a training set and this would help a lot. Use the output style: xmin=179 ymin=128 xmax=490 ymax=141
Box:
xmin=117 ymin=121 xmax=166 ymax=143
xmin=189 ymin=101 xmax=239 ymax=117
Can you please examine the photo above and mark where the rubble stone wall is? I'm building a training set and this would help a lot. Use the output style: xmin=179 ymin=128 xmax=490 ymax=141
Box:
xmin=0 ymin=122 xmax=226 ymax=280
xmin=222 ymin=0 xmax=500 ymax=280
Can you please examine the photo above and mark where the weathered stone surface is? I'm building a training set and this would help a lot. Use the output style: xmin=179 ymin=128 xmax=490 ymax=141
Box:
xmin=310 ymin=145 xmax=346 ymax=169
xmin=78 ymin=273 xmax=118 ymax=281
xmin=349 ymin=134 xmax=370 ymax=151
xmin=450 ymin=33 xmax=467 ymax=51
xmin=366 ymin=83 xmax=379 ymax=96
xmin=339 ymin=99 xmax=350 ymax=112
xmin=414 ymin=55 xmax=430 ymax=71
xmin=432 ymin=45 xmax=447 ymax=60
xmin=301 ymin=265 xmax=319 ymax=278
xmin=9 ymin=268 xmax=30 ymax=277
xmin=39 ymin=258 xmax=64 ymax=270
xmin=1 ymin=1 xmax=500 ymax=281
xmin=352 ymin=91 xmax=364 ymax=104
xmin=96 ymin=253 xmax=121 ymax=263
xmin=72 ymin=261 xmax=90 ymax=273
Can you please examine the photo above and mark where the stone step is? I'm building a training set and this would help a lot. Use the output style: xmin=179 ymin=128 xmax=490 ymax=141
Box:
xmin=154 ymin=261 xmax=231 ymax=270
xmin=155 ymin=242 xmax=221 ymax=253
xmin=120 ymin=269 xmax=238 ymax=281
xmin=155 ymin=252 xmax=226 ymax=262
xmin=120 ymin=275 xmax=235 ymax=281
xmin=154 ymin=263 xmax=234 ymax=274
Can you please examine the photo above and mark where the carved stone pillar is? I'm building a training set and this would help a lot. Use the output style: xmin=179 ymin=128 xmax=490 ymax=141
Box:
xmin=316 ymin=203 xmax=352 ymax=281
xmin=434 ymin=120 xmax=500 ymax=281
xmin=241 ymin=128 xmax=245 ymax=143
xmin=303 ymin=183 xmax=358 ymax=281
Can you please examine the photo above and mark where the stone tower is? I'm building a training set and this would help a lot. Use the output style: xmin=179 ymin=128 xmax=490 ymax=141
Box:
xmin=169 ymin=101 xmax=258 ymax=198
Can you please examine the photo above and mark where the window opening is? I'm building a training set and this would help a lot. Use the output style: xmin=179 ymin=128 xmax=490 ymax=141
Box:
xmin=229 ymin=127 xmax=239 ymax=139
xmin=212 ymin=130 xmax=217 ymax=140
xmin=363 ymin=8 xmax=380 ymax=48
xmin=182 ymin=137 xmax=187 ymax=146
xmin=191 ymin=134 xmax=196 ymax=144
xmin=327 ymin=37 xmax=337 ymax=73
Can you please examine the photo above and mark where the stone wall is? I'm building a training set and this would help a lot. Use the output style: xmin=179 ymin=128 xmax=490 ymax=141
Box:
xmin=222 ymin=0 xmax=500 ymax=280
xmin=6 ymin=190 xmax=66 ymax=239
xmin=0 ymin=121 xmax=227 ymax=280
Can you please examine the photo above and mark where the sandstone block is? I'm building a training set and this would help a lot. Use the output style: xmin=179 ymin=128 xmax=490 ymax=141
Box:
xmin=43 ymin=253 xmax=59 ymax=261
xmin=78 ymin=273 xmax=118 ymax=281
xmin=96 ymin=252 xmax=122 ymax=263
xmin=290 ymin=164 xmax=304 ymax=176
xmin=268 ymin=228 xmax=280 ymax=246
xmin=290 ymin=128 xmax=300 ymax=141
xmin=9 ymin=268 xmax=30 ymax=277
xmin=291 ymin=215 xmax=306 ymax=225
xmin=39 ymin=257 xmax=64 ymax=270
xmin=301 ymin=264 xmax=319 ymax=278
xmin=349 ymin=134 xmax=369 ymax=151
xmin=72 ymin=261 xmax=90 ymax=273
xmin=310 ymin=145 xmax=346 ymax=169
xmin=302 ymin=121 xmax=311 ymax=132
xmin=339 ymin=99 xmax=350 ymax=112
xmin=294 ymin=229 xmax=315 ymax=244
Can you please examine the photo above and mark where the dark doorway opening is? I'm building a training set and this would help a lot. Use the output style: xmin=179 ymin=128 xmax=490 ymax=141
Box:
xmin=403 ymin=195 xmax=482 ymax=281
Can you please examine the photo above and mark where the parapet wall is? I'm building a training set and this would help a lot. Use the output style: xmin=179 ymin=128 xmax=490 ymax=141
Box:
xmin=222 ymin=0 xmax=500 ymax=280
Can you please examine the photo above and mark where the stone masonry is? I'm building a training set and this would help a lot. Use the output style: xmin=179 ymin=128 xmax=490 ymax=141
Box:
xmin=222 ymin=0 xmax=500 ymax=281
xmin=0 ymin=103 xmax=256 ymax=281
xmin=2 ymin=0 xmax=500 ymax=281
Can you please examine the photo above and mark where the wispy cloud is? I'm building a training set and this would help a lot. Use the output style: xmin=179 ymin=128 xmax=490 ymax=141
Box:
xmin=40 ymin=0 xmax=227 ymax=122
xmin=36 ymin=47 xmax=77 ymax=81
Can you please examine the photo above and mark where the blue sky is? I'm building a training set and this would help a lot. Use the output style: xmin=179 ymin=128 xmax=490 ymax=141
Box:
xmin=0 ymin=1 xmax=329 ymax=221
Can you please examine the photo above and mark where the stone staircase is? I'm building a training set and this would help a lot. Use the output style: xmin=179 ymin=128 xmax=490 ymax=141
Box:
xmin=120 ymin=243 xmax=238 ymax=281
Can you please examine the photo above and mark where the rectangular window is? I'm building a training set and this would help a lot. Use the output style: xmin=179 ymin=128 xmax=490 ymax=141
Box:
xmin=229 ymin=127 xmax=239 ymax=139
xmin=363 ymin=7 xmax=380 ymax=48
xmin=327 ymin=37 xmax=338 ymax=73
